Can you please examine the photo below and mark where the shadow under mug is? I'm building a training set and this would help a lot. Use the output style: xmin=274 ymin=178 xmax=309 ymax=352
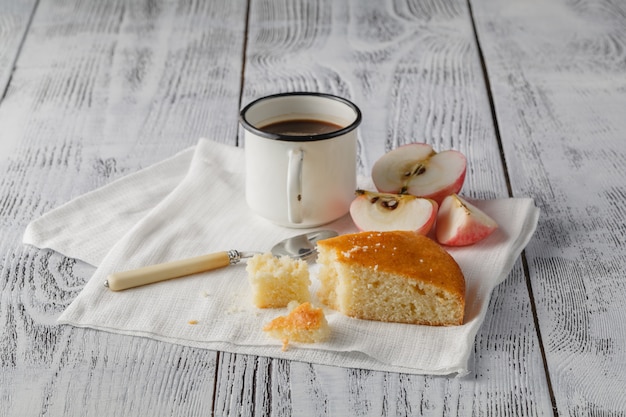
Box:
xmin=240 ymin=92 xmax=362 ymax=228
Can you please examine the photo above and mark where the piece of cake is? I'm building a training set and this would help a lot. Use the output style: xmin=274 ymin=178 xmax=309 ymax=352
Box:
xmin=246 ymin=252 xmax=310 ymax=308
xmin=263 ymin=302 xmax=330 ymax=350
xmin=316 ymin=231 xmax=465 ymax=326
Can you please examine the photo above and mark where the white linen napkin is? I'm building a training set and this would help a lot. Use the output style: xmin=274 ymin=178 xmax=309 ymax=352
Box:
xmin=23 ymin=138 xmax=539 ymax=376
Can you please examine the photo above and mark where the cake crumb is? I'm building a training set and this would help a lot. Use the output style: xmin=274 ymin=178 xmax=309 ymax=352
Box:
xmin=263 ymin=302 xmax=330 ymax=350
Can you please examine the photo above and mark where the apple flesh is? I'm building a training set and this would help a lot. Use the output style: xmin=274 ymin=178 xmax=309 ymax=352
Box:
xmin=371 ymin=143 xmax=466 ymax=205
xmin=349 ymin=190 xmax=437 ymax=235
xmin=436 ymin=194 xmax=498 ymax=246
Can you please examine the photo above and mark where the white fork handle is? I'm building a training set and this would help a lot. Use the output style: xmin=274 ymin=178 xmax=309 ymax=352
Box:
xmin=104 ymin=250 xmax=241 ymax=291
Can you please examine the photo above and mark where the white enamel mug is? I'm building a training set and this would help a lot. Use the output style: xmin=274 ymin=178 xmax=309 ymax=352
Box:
xmin=240 ymin=92 xmax=361 ymax=228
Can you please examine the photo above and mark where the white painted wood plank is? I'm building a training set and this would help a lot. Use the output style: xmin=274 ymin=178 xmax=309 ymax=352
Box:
xmin=4 ymin=0 xmax=598 ymax=414
xmin=471 ymin=0 xmax=626 ymax=414
xmin=0 ymin=0 xmax=36 ymax=93
xmin=0 ymin=0 xmax=37 ymax=160
xmin=216 ymin=0 xmax=554 ymax=415
xmin=0 ymin=0 xmax=247 ymax=416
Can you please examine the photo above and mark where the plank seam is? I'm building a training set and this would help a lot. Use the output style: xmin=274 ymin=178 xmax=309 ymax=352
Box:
xmin=0 ymin=0 xmax=41 ymax=102
xmin=521 ymin=252 xmax=560 ymax=417
xmin=210 ymin=351 xmax=221 ymax=417
xmin=465 ymin=0 xmax=513 ymax=198
xmin=236 ymin=0 xmax=253 ymax=147
xmin=465 ymin=0 xmax=559 ymax=415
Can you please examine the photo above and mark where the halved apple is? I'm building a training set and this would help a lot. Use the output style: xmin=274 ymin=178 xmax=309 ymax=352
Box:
xmin=371 ymin=143 xmax=466 ymax=205
xmin=436 ymin=194 xmax=498 ymax=246
xmin=349 ymin=190 xmax=437 ymax=235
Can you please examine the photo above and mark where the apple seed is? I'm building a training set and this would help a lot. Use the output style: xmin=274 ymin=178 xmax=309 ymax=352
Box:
xmin=404 ymin=163 xmax=427 ymax=178
xmin=355 ymin=190 xmax=405 ymax=211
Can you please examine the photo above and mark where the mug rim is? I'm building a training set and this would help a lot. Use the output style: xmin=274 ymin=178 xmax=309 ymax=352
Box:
xmin=239 ymin=92 xmax=362 ymax=142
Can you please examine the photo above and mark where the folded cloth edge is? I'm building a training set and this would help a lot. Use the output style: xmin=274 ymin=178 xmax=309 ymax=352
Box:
xmin=22 ymin=145 xmax=197 ymax=266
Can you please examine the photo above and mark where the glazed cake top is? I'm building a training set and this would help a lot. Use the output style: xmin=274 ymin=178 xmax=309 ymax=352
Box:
xmin=317 ymin=231 xmax=465 ymax=298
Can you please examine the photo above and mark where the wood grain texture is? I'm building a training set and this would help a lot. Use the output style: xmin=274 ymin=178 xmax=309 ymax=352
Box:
xmin=241 ymin=0 xmax=509 ymax=201
xmin=0 ymin=0 xmax=37 ymax=96
xmin=6 ymin=0 xmax=623 ymax=415
xmin=0 ymin=0 xmax=37 ymax=162
xmin=0 ymin=0 xmax=247 ymax=415
xmin=471 ymin=0 xmax=626 ymax=414
xmin=226 ymin=0 xmax=553 ymax=415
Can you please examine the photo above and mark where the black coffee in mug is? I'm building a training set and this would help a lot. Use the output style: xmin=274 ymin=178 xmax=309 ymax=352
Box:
xmin=239 ymin=92 xmax=361 ymax=227
xmin=259 ymin=119 xmax=343 ymax=136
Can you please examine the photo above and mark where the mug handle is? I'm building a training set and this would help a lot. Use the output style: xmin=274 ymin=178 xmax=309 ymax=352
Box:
xmin=287 ymin=148 xmax=303 ymax=224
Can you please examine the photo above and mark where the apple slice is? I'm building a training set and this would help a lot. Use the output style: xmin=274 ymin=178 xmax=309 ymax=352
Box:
xmin=436 ymin=194 xmax=498 ymax=246
xmin=371 ymin=143 xmax=466 ymax=205
xmin=349 ymin=190 xmax=437 ymax=235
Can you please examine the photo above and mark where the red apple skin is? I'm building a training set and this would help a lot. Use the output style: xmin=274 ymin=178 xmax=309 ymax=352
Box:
xmin=349 ymin=190 xmax=437 ymax=235
xmin=408 ymin=199 xmax=437 ymax=235
xmin=414 ymin=167 xmax=466 ymax=206
xmin=415 ymin=203 xmax=437 ymax=235
xmin=436 ymin=194 xmax=498 ymax=246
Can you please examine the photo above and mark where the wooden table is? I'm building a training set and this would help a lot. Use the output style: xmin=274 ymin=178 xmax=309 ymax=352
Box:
xmin=2 ymin=0 xmax=625 ymax=415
